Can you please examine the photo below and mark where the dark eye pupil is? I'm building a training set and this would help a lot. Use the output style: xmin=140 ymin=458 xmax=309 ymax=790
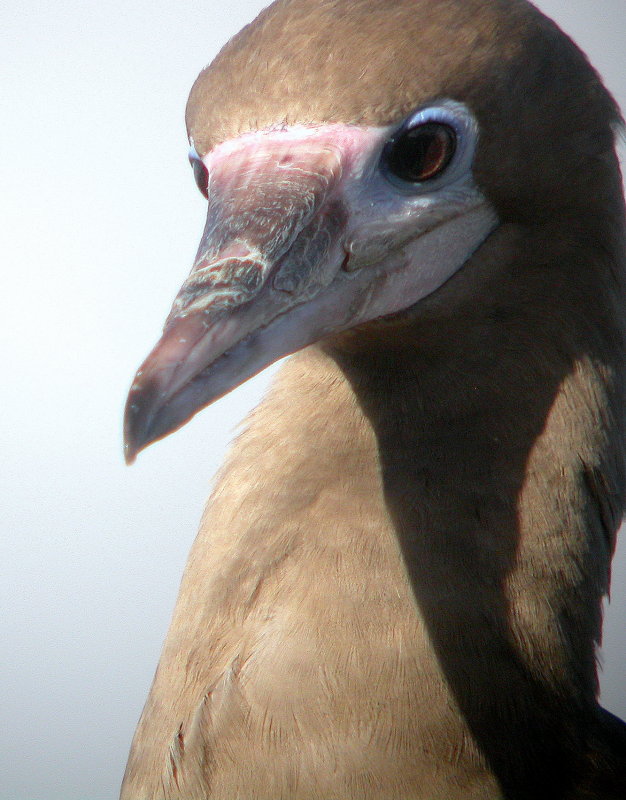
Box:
xmin=384 ymin=122 xmax=456 ymax=183
xmin=189 ymin=154 xmax=209 ymax=198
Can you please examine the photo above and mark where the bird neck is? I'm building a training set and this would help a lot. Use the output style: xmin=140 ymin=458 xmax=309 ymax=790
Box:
xmin=323 ymin=219 xmax=626 ymax=795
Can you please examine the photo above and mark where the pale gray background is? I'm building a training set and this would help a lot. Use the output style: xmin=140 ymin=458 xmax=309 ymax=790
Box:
xmin=1 ymin=2 xmax=624 ymax=798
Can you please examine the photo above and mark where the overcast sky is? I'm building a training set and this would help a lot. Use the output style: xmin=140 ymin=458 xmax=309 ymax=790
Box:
xmin=1 ymin=2 xmax=625 ymax=799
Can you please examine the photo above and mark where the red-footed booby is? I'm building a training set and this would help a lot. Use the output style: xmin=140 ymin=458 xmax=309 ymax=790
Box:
xmin=121 ymin=1 xmax=626 ymax=797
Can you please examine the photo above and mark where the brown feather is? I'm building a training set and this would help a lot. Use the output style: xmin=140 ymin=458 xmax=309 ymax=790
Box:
xmin=122 ymin=1 xmax=626 ymax=797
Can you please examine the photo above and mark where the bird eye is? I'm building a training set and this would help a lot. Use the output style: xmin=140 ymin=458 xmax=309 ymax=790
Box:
xmin=382 ymin=122 xmax=456 ymax=185
xmin=189 ymin=150 xmax=209 ymax=198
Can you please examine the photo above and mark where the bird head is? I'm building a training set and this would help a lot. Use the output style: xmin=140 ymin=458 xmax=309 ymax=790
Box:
xmin=124 ymin=0 xmax=621 ymax=462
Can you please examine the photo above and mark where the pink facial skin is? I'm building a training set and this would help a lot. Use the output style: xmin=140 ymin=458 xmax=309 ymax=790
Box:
xmin=125 ymin=121 xmax=497 ymax=462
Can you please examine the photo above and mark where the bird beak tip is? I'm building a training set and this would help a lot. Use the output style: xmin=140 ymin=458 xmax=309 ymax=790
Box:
xmin=123 ymin=410 xmax=142 ymax=464
xmin=123 ymin=441 xmax=138 ymax=466
xmin=123 ymin=385 xmax=156 ymax=465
